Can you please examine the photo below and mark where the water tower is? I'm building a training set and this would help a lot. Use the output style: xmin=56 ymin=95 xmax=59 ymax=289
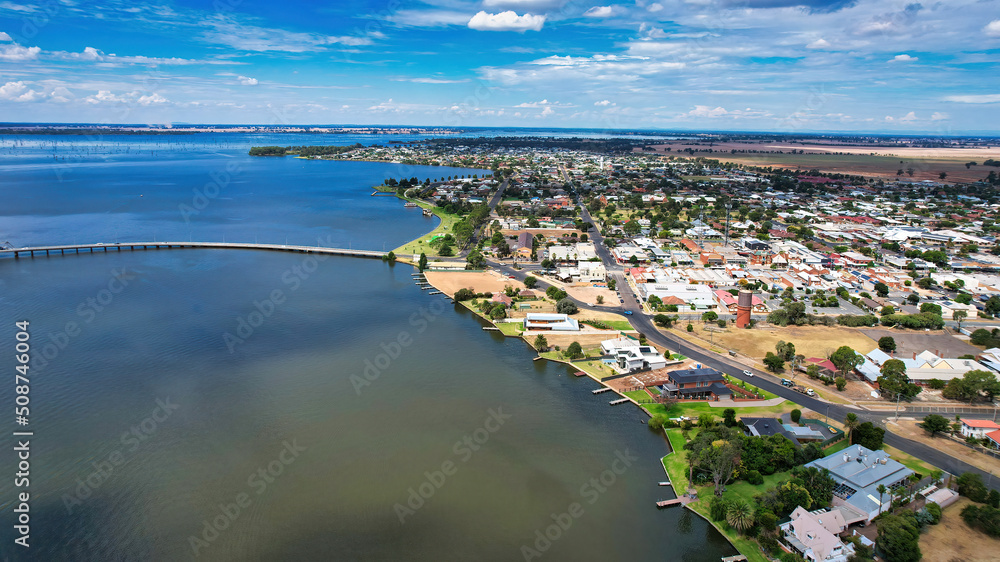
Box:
xmin=736 ymin=290 xmax=753 ymax=328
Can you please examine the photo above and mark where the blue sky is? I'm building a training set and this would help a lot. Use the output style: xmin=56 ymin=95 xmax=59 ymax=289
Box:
xmin=1 ymin=0 xmax=998 ymax=132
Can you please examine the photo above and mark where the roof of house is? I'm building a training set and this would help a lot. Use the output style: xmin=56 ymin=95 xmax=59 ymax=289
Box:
xmin=784 ymin=508 xmax=848 ymax=562
xmin=678 ymin=382 xmax=731 ymax=396
xmin=962 ymin=419 xmax=1000 ymax=429
xmin=986 ymin=429 xmax=1000 ymax=445
xmin=805 ymin=444 xmax=914 ymax=518
xmin=666 ymin=367 xmax=726 ymax=384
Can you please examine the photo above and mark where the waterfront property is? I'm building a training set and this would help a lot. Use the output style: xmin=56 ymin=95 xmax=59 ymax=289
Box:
xmin=654 ymin=367 xmax=732 ymax=400
xmin=740 ymin=417 xmax=804 ymax=447
xmin=780 ymin=506 xmax=856 ymax=562
xmin=804 ymin=444 xmax=914 ymax=521
xmin=524 ymin=312 xmax=580 ymax=331
xmin=600 ymin=337 xmax=668 ymax=375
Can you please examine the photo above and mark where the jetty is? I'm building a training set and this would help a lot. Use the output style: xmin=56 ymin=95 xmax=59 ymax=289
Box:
xmin=482 ymin=326 xmax=500 ymax=332
xmin=609 ymin=398 xmax=630 ymax=405
xmin=591 ymin=387 xmax=612 ymax=394
xmin=1 ymin=242 xmax=387 ymax=260
xmin=658 ymin=481 xmax=671 ymax=486
xmin=573 ymin=371 xmax=587 ymax=377
xmin=428 ymin=290 xmax=442 ymax=295
xmin=721 ymin=556 xmax=747 ymax=562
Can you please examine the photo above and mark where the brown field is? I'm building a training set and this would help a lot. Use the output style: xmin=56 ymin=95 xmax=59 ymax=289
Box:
xmin=686 ymin=324 xmax=876 ymax=360
xmin=920 ymin=497 xmax=1000 ymax=562
xmin=423 ymin=270 xmax=524 ymax=295
xmin=641 ymin=141 xmax=1000 ymax=183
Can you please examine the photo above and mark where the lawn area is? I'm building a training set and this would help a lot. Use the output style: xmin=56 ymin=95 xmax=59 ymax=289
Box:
xmin=662 ymin=429 xmax=692 ymax=492
xmin=624 ymin=389 xmax=654 ymax=402
xmin=497 ymin=322 xmax=523 ymax=336
xmin=602 ymin=320 xmax=635 ymax=330
xmin=641 ymin=400 xmax=796 ymax=419
xmin=722 ymin=374 xmax=779 ymax=400
xmin=823 ymin=439 xmax=851 ymax=455
xmin=391 ymin=197 xmax=462 ymax=257
xmin=687 ymin=501 xmax=771 ymax=562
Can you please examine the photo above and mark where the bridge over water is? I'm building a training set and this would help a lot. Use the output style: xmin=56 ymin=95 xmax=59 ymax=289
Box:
xmin=0 ymin=242 xmax=388 ymax=260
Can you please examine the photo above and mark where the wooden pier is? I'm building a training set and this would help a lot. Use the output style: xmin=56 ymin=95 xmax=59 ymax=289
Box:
xmin=609 ymin=398 xmax=630 ymax=405
xmin=591 ymin=387 xmax=612 ymax=394
xmin=482 ymin=326 xmax=500 ymax=332
xmin=573 ymin=371 xmax=587 ymax=377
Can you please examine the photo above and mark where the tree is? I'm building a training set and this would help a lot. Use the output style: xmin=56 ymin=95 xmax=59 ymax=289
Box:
xmin=545 ymin=286 xmax=568 ymax=301
xmin=490 ymin=306 xmax=506 ymax=320
xmin=533 ymin=334 xmax=548 ymax=351
xmin=790 ymin=409 xmax=802 ymax=424
xmin=523 ymin=276 xmax=537 ymax=289
xmin=763 ymin=352 xmax=785 ymax=373
xmin=723 ymin=408 xmax=737 ymax=427
xmin=565 ymin=341 xmax=583 ymax=359
xmin=654 ymin=314 xmax=678 ymax=328
xmin=835 ymin=377 xmax=847 ymax=391
xmin=874 ymin=282 xmax=889 ymax=298
xmin=830 ymin=346 xmax=863 ymax=378
xmin=726 ymin=497 xmax=755 ymax=533
xmin=878 ymin=336 xmax=896 ymax=353
xmin=775 ymin=340 xmax=796 ymax=362
xmin=953 ymin=309 xmax=968 ymax=330
xmin=385 ymin=250 xmax=396 ymax=264
xmin=957 ymin=472 xmax=989 ymax=503
xmin=851 ymin=422 xmax=885 ymax=450
xmin=876 ymin=512 xmax=922 ymax=562
xmin=623 ymin=219 xmax=641 ymax=236
xmin=438 ymin=243 xmax=454 ymax=257
xmin=418 ymin=252 xmax=428 ymax=271
xmin=702 ymin=440 xmax=741 ymax=496
xmin=878 ymin=359 xmax=921 ymax=401
xmin=556 ymin=298 xmax=578 ymax=315
xmin=701 ymin=311 xmax=719 ymax=323
xmin=466 ymin=249 xmax=484 ymax=269
xmin=843 ymin=413 xmax=860 ymax=443
xmin=920 ymin=414 xmax=950 ymax=437
xmin=454 ymin=288 xmax=475 ymax=301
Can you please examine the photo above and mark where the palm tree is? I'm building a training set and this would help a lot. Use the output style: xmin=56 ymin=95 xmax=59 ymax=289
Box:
xmin=844 ymin=413 xmax=860 ymax=444
xmin=726 ymin=498 xmax=755 ymax=533
xmin=877 ymin=484 xmax=887 ymax=512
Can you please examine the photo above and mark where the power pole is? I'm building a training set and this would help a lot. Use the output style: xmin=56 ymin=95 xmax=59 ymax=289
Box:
xmin=724 ymin=202 xmax=732 ymax=247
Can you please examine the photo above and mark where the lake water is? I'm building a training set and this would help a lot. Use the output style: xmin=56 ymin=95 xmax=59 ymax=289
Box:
xmin=0 ymin=133 xmax=736 ymax=561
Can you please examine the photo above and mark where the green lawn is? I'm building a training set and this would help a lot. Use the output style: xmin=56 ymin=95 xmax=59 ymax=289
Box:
xmin=497 ymin=322 xmax=523 ymax=336
xmin=823 ymin=439 xmax=851 ymax=455
xmin=662 ymin=429 xmax=691 ymax=492
xmin=604 ymin=320 xmax=635 ymax=331
xmin=641 ymin=400 xmax=794 ymax=419
xmin=624 ymin=389 xmax=653 ymax=402
xmin=391 ymin=197 xmax=462 ymax=257
xmin=687 ymin=501 xmax=771 ymax=562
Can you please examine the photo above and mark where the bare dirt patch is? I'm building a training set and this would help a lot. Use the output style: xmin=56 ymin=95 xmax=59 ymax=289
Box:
xmin=690 ymin=324 xmax=875 ymax=360
xmin=860 ymin=329 xmax=980 ymax=358
xmin=424 ymin=270 xmax=524 ymax=295
xmin=920 ymin=497 xmax=1000 ymax=562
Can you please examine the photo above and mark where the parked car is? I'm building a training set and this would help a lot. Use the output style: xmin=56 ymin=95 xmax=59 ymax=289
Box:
xmin=781 ymin=378 xmax=793 ymax=387
xmin=742 ymin=370 xmax=754 ymax=377
xmin=624 ymin=310 xmax=633 ymax=316
xmin=806 ymin=388 xmax=816 ymax=396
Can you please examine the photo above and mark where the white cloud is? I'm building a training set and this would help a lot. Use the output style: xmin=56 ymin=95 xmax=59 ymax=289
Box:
xmin=889 ymin=54 xmax=917 ymax=63
xmin=482 ymin=0 xmax=562 ymax=7
xmin=468 ymin=11 xmax=545 ymax=32
xmin=0 ymin=81 xmax=42 ymax=102
xmin=806 ymin=38 xmax=830 ymax=49
xmin=595 ymin=99 xmax=615 ymax=106
xmin=985 ymin=20 xmax=1000 ymax=37
xmin=138 ymin=93 xmax=168 ymax=105
xmin=930 ymin=112 xmax=948 ymax=121
xmin=899 ymin=111 xmax=917 ymax=121
xmin=539 ymin=106 xmax=555 ymax=117
xmin=60 ymin=46 xmax=232 ymax=66
xmin=0 ymin=31 xmax=11 ymax=42
xmin=389 ymin=9 xmax=473 ymax=27
xmin=884 ymin=115 xmax=894 ymax=121
xmin=0 ymin=42 xmax=40 ymax=61
xmin=584 ymin=6 xmax=614 ymax=18
xmin=238 ymin=75 xmax=258 ymax=86
xmin=200 ymin=17 xmax=376 ymax=52
xmin=683 ymin=105 xmax=730 ymax=118
xmin=50 ymin=86 xmax=73 ymax=103
xmin=943 ymin=94 xmax=1000 ymax=104
xmin=647 ymin=3 xmax=663 ymax=12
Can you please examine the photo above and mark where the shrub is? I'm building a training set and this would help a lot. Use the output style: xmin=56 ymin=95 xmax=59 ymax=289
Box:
xmin=790 ymin=409 xmax=801 ymax=424
xmin=925 ymin=502 xmax=942 ymax=524
xmin=928 ymin=378 xmax=946 ymax=390
xmin=958 ymin=472 xmax=989 ymax=503
xmin=835 ymin=377 xmax=847 ymax=391
xmin=710 ymin=496 xmax=728 ymax=522
xmin=744 ymin=469 xmax=764 ymax=485
xmin=962 ymin=503 xmax=1000 ymax=537
xmin=686 ymin=323 xmax=694 ymax=332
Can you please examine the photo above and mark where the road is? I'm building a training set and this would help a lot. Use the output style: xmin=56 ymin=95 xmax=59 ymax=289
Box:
xmin=461 ymin=176 xmax=509 ymax=257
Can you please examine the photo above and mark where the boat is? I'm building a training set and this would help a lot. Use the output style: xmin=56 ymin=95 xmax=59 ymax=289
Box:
xmin=403 ymin=202 xmax=417 ymax=208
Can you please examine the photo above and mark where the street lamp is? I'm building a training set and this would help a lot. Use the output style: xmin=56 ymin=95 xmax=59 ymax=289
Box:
xmin=894 ymin=392 xmax=903 ymax=422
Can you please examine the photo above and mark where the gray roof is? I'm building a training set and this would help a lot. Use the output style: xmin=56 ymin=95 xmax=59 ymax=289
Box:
xmin=805 ymin=444 xmax=913 ymax=518
xmin=668 ymin=367 xmax=725 ymax=384
xmin=742 ymin=417 xmax=802 ymax=447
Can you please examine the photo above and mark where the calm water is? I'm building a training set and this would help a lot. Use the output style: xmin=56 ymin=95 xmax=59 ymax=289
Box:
xmin=0 ymin=134 xmax=736 ymax=561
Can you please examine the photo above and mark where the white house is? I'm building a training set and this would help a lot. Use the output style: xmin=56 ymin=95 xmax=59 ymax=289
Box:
xmin=600 ymin=337 xmax=667 ymax=375
xmin=781 ymin=507 xmax=856 ymax=562
xmin=524 ymin=313 xmax=579 ymax=332
xmin=960 ymin=419 xmax=1000 ymax=439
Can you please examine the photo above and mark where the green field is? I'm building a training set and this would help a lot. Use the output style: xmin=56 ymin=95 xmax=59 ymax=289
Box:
xmin=641 ymin=400 xmax=794 ymax=419
xmin=497 ymin=322 xmax=523 ymax=336
xmin=391 ymin=197 xmax=462 ymax=257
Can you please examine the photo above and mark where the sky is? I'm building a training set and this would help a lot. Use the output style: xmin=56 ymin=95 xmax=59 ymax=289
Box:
xmin=0 ymin=0 xmax=998 ymax=132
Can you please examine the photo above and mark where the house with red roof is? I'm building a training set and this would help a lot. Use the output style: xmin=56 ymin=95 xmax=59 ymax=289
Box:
xmin=960 ymin=419 xmax=1000 ymax=439
xmin=986 ymin=429 xmax=1000 ymax=450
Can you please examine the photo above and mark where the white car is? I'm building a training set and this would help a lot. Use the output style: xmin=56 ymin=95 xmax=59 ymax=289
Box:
xmin=742 ymin=370 xmax=754 ymax=377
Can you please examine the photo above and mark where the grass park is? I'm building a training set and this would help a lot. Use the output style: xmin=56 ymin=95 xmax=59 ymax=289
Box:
xmin=391 ymin=196 xmax=462 ymax=258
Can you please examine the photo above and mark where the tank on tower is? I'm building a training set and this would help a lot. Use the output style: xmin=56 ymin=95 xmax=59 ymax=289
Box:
xmin=736 ymin=290 xmax=753 ymax=328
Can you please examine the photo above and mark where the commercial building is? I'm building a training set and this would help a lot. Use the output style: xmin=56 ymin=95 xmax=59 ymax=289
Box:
xmin=804 ymin=445 xmax=914 ymax=521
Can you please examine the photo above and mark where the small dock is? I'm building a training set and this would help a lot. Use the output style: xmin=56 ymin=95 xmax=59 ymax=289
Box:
xmin=656 ymin=499 xmax=683 ymax=508
xmin=592 ymin=387 xmax=612 ymax=394
xmin=428 ymin=290 xmax=442 ymax=295
xmin=721 ymin=556 xmax=747 ymax=562
xmin=371 ymin=190 xmax=396 ymax=196
xmin=658 ymin=481 xmax=671 ymax=486
xmin=573 ymin=371 xmax=587 ymax=377
xmin=609 ymin=398 xmax=630 ymax=405
xmin=482 ymin=326 xmax=500 ymax=331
